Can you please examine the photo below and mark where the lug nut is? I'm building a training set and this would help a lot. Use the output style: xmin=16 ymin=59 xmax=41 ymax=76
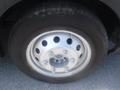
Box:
xmin=49 ymin=51 xmax=54 ymax=56
xmin=64 ymin=50 xmax=68 ymax=54
xmin=43 ymin=60 xmax=48 ymax=65
xmin=65 ymin=67 xmax=69 ymax=72
xmin=71 ymin=58 xmax=75 ymax=63
xmin=52 ymin=67 xmax=56 ymax=73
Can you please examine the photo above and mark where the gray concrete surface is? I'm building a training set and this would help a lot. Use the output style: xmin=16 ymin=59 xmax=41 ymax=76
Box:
xmin=0 ymin=54 xmax=120 ymax=90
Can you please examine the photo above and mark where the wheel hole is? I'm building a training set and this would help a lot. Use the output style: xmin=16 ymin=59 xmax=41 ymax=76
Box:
xmin=76 ymin=45 xmax=81 ymax=51
xmin=35 ymin=48 xmax=40 ymax=54
xmin=54 ymin=36 xmax=60 ymax=43
xmin=35 ymin=57 xmax=39 ymax=61
xmin=42 ymin=40 xmax=47 ymax=47
xmin=80 ymin=54 xmax=83 ymax=58
xmin=67 ymin=38 xmax=72 ymax=45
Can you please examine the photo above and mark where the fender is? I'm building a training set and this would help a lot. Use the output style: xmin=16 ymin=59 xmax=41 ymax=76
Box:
xmin=100 ymin=0 xmax=120 ymax=19
xmin=0 ymin=0 xmax=21 ymax=16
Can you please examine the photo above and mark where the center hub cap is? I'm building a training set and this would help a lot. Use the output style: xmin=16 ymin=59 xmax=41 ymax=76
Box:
xmin=49 ymin=55 xmax=69 ymax=68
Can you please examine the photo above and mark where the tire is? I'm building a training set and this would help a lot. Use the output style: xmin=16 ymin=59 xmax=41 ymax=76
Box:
xmin=8 ymin=3 xmax=108 ymax=83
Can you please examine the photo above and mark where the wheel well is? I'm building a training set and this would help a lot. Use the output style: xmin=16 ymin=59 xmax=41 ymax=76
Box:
xmin=0 ymin=0 xmax=119 ymax=56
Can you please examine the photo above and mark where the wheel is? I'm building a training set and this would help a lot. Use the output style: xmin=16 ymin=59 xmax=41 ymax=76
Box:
xmin=8 ymin=3 xmax=108 ymax=83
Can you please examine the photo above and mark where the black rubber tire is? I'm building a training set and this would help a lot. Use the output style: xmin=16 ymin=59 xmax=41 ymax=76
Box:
xmin=8 ymin=3 xmax=108 ymax=83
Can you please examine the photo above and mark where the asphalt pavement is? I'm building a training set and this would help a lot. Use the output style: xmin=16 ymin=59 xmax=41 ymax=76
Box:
xmin=0 ymin=54 xmax=120 ymax=90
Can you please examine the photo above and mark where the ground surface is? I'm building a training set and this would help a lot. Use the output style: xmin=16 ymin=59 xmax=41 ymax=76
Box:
xmin=0 ymin=54 xmax=120 ymax=90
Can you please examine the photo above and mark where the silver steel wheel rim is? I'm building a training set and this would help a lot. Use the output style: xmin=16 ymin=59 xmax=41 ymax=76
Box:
xmin=26 ymin=30 xmax=92 ymax=78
